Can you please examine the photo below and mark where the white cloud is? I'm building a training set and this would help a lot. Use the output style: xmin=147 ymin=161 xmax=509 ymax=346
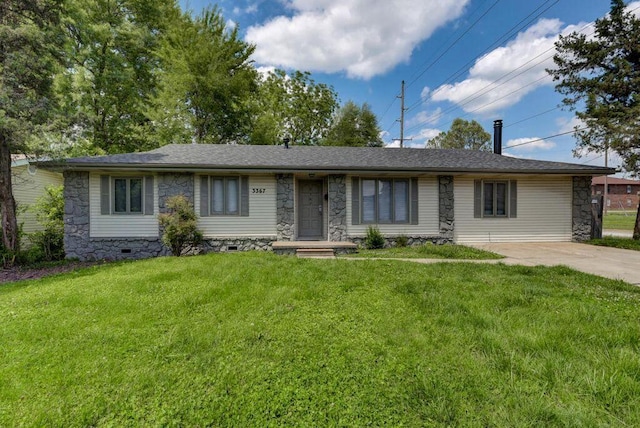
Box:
xmin=431 ymin=18 xmax=591 ymax=114
xmin=245 ymin=0 xmax=470 ymax=79
xmin=420 ymin=86 xmax=431 ymax=100
xmin=556 ymin=116 xmax=584 ymax=134
xmin=406 ymin=127 xmax=442 ymax=147
xmin=408 ymin=108 xmax=442 ymax=127
xmin=505 ymin=137 xmax=556 ymax=152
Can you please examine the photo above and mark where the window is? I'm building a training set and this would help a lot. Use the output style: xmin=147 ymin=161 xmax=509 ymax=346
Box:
xmin=474 ymin=180 xmax=517 ymax=219
xmin=211 ymin=177 xmax=239 ymax=215
xmin=627 ymin=185 xmax=632 ymax=194
xmin=100 ymin=175 xmax=153 ymax=216
xmin=113 ymin=177 xmax=143 ymax=214
xmin=200 ymin=176 xmax=249 ymax=217
xmin=360 ymin=178 xmax=409 ymax=224
xmin=483 ymin=181 xmax=507 ymax=217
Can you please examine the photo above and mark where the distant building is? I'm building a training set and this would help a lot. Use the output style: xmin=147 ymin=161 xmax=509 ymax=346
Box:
xmin=11 ymin=156 xmax=64 ymax=246
xmin=592 ymin=176 xmax=640 ymax=210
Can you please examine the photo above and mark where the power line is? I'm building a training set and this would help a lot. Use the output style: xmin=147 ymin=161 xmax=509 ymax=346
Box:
xmin=403 ymin=0 xmax=560 ymax=114
xmin=406 ymin=0 xmax=502 ymax=89
xmin=502 ymin=127 xmax=586 ymax=150
xmin=405 ymin=19 xmax=595 ymax=135
xmin=504 ymin=106 xmax=561 ymax=127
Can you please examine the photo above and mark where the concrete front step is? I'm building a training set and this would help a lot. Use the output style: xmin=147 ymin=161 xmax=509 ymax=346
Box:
xmin=296 ymin=248 xmax=336 ymax=258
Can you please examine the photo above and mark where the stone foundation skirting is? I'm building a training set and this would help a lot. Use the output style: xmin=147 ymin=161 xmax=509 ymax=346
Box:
xmin=203 ymin=237 xmax=275 ymax=253
xmin=349 ymin=235 xmax=453 ymax=248
xmin=82 ymin=238 xmax=167 ymax=261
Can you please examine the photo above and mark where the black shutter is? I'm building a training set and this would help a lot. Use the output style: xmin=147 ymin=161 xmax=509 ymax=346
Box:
xmin=509 ymin=180 xmax=517 ymax=218
xmin=100 ymin=175 xmax=110 ymax=215
xmin=351 ymin=177 xmax=360 ymax=225
xmin=240 ymin=176 xmax=249 ymax=217
xmin=200 ymin=176 xmax=209 ymax=217
xmin=474 ymin=180 xmax=482 ymax=218
xmin=144 ymin=176 xmax=154 ymax=215
xmin=410 ymin=178 xmax=419 ymax=225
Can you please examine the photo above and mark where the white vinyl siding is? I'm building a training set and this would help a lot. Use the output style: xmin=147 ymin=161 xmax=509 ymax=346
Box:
xmin=195 ymin=174 xmax=276 ymax=237
xmin=12 ymin=164 xmax=63 ymax=240
xmin=455 ymin=176 xmax=572 ymax=244
xmin=347 ymin=175 xmax=439 ymax=236
xmin=89 ymin=173 xmax=159 ymax=238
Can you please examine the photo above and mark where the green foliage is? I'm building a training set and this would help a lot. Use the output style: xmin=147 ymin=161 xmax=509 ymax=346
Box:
xmin=250 ymin=69 xmax=338 ymax=145
xmin=1 ymin=253 xmax=640 ymax=425
xmin=323 ymin=101 xmax=383 ymax=147
xmin=364 ymin=226 xmax=385 ymax=249
xmin=0 ymin=0 xmax=64 ymax=254
xmin=158 ymin=195 xmax=203 ymax=256
xmin=29 ymin=185 xmax=65 ymax=261
xmin=58 ymin=0 xmax=176 ymax=154
xmin=427 ymin=118 xmax=491 ymax=150
xmin=150 ymin=7 xmax=257 ymax=145
xmin=395 ymin=235 xmax=408 ymax=247
xmin=548 ymin=0 xmax=640 ymax=175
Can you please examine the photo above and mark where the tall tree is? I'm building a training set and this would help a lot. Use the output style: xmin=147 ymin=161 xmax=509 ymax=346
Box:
xmin=149 ymin=7 xmax=257 ymax=145
xmin=323 ymin=101 xmax=383 ymax=147
xmin=250 ymin=69 xmax=338 ymax=145
xmin=59 ymin=0 xmax=176 ymax=154
xmin=0 ymin=0 xmax=63 ymax=255
xmin=427 ymin=118 xmax=491 ymax=150
xmin=547 ymin=0 xmax=640 ymax=239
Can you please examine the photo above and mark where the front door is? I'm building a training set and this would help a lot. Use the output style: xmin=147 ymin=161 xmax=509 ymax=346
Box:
xmin=298 ymin=180 xmax=324 ymax=239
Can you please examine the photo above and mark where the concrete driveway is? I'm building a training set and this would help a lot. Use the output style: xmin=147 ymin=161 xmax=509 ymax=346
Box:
xmin=471 ymin=242 xmax=640 ymax=286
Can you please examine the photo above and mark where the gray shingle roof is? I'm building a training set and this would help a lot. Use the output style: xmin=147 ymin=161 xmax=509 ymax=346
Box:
xmin=44 ymin=144 xmax=614 ymax=175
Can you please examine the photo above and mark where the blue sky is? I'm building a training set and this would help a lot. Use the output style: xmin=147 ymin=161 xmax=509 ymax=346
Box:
xmin=179 ymin=0 xmax=638 ymax=171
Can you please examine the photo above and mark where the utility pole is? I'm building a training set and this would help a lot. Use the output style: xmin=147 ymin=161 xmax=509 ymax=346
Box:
xmin=604 ymin=145 xmax=608 ymax=215
xmin=393 ymin=80 xmax=411 ymax=148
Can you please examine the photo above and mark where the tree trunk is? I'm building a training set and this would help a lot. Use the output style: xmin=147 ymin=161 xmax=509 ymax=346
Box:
xmin=0 ymin=134 xmax=19 ymax=255
xmin=634 ymin=203 xmax=640 ymax=241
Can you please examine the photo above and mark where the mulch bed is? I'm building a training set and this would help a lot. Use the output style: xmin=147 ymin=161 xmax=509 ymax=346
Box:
xmin=0 ymin=261 xmax=102 ymax=285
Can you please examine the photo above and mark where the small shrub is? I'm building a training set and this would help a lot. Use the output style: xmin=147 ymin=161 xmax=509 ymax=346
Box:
xmin=29 ymin=185 xmax=65 ymax=262
xmin=395 ymin=235 xmax=408 ymax=247
xmin=158 ymin=195 xmax=203 ymax=256
xmin=364 ymin=226 xmax=385 ymax=249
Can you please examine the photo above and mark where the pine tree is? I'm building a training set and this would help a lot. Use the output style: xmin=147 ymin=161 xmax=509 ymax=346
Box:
xmin=548 ymin=0 xmax=640 ymax=239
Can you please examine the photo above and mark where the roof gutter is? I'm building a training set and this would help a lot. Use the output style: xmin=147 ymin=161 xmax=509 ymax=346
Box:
xmin=38 ymin=161 xmax=616 ymax=177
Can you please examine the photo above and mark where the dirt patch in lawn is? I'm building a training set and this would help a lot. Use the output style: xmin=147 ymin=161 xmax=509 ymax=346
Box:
xmin=0 ymin=261 xmax=102 ymax=285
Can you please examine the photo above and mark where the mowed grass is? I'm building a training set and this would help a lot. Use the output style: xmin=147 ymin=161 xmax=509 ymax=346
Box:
xmin=589 ymin=236 xmax=640 ymax=251
xmin=603 ymin=211 xmax=637 ymax=230
xmin=346 ymin=243 xmax=503 ymax=259
xmin=2 ymin=253 xmax=640 ymax=426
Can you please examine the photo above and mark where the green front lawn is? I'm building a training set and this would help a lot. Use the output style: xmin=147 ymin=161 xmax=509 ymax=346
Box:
xmin=345 ymin=243 xmax=503 ymax=259
xmin=589 ymin=236 xmax=640 ymax=251
xmin=2 ymin=253 xmax=639 ymax=426
xmin=603 ymin=211 xmax=637 ymax=230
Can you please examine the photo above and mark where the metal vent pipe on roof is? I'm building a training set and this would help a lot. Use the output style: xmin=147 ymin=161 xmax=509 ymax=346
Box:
xmin=493 ymin=119 xmax=503 ymax=155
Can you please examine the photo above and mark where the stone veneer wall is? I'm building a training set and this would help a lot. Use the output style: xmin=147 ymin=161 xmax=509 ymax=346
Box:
xmin=63 ymin=171 xmax=165 ymax=261
xmin=158 ymin=173 xmax=194 ymax=212
xmin=203 ymin=237 xmax=275 ymax=253
xmin=276 ymin=174 xmax=295 ymax=241
xmin=63 ymin=171 xmax=91 ymax=260
xmin=572 ymin=176 xmax=593 ymax=242
xmin=328 ymin=175 xmax=347 ymax=241
xmin=438 ymin=175 xmax=455 ymax=241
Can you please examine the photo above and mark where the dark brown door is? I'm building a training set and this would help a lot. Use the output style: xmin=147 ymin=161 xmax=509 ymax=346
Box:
xmin=298 ymin=180 xmax=323 ymax=239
